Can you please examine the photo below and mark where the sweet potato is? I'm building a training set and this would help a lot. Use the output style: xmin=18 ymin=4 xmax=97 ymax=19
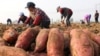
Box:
xmin=97 ymin=33 xmax=100 ymax=36
xmin=83 ymin=29 xmax=100 ymax=46
xmin=47 ymin=28 xmax=64 ymax=56
xmin=32 ymin=26 xmax=41 ymax=34
xmin=0 ymin=37 xmax=7 ymax=46
xmin=83 ymin=29 xmax=100 ymax=56
xmin=15 ymin=27 xmax=39 ymax=50
xmin=63 ymin=30 xmax=70 ymax=49
xmin=0 ymin=46 xmax=28 ymax=56
xmin=70 ymin=29 xmax=94 ymax=56
xmin=90 ymin=40 xmax=99 ymax=56
xmin=34 ymin=29 xmax=49 ymax=53
xmin=2 ymin=27 xmax=18 ymax=44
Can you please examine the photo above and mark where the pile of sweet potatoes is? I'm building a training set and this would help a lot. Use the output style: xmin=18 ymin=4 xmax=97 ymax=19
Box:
xmin=0 ymin=26 xmax=100 ymax=56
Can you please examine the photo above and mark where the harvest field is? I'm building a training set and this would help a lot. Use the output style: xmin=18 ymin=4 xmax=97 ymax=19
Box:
xmin=0 ymin=22 xmax=100 ymax=56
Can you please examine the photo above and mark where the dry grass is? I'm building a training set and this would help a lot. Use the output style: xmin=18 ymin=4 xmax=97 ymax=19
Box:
xmin=0 ymin=23 xmax=100 ymax=37
xmin=50 ymin=22 xmax=100 ymax=33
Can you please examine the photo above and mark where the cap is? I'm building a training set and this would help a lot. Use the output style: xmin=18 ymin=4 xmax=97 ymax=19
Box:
xmin=20 ymin=12 xmax=24 ymax=16
xmin=26 ymin=2 xmax=35 ymax=8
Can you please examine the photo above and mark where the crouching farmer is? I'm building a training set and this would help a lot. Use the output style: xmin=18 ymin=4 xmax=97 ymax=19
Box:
xmin=24 ymin=2 xmax=50 ymax=28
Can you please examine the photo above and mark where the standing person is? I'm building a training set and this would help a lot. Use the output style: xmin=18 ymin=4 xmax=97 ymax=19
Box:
xmin=84 ymin=14 xmax=91 ymax=25
xmin=24 ymin=2 xmax=50 ymax=28
xmin=57 ymin=6 xmax=73 ymax=27
xmin=94 ymin=10 xmax=99 ymax=23
xmin=7 ymin=18 xmax=12 ymax=25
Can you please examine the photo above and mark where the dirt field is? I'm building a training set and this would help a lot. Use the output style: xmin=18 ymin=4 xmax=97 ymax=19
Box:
xmin=51 ymin=22 xmax=100 ymax=33
xmin=0 ymin=23 xmax=100 ymax=37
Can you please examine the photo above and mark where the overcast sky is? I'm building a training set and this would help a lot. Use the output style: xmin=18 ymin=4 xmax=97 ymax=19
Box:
xmin=0 ymin=0 xmax=100 ymax=23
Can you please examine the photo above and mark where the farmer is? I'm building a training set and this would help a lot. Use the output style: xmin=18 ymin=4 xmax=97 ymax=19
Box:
xmin=84 ymin=14 xmax=91 ymax=25
xmin=94 ymin=10 xmax=99 ymax=23
xmin=57 ymin=6 xmax=73 ymax=27
xmin=24 ymin=2 xmax=50 ymax=28
xmin=18 ymin=12 xmax=27 ymax=24
xmin=18 ymin=12 xmax=33 ymax=25
xmin=7 ymin=18 xmax=12 ymax=25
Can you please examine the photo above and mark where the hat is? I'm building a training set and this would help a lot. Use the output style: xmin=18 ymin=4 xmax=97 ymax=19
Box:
xmin=26 ymin=2 xmax=35 ymax=8
xmin=20 ymin=12 xmax=24 ymax=16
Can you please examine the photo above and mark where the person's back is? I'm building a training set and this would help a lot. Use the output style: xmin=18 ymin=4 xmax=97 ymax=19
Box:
xmin=18 ymin=16 xmax=27 ymax=23
xmin=36 ymin=8 xmax=50 ymax=21
xmin=18 ymin=13 xmax=27 ymax=24
xmin=60 ymin=7 xmax=72 ymax=17
xmin=88 ymin=14 xmax=91 ymax=19
xmin=85 ymin=14 xmax=89 ymax=21
xmin=31 ymin=8 xmax=50 ymax=28
xmin=84 ymin=14 xmax=91 ymax=26
xmin=7 ymin=18 xmax=12 ymax=25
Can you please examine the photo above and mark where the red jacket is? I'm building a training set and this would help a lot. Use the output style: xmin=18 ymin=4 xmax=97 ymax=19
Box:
xmin=25 ymin=8 xmax=50 ymax=25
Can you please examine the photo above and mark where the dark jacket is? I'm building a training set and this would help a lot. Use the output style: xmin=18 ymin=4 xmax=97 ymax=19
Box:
xmin=95 ymin=12 xmax=99 ymax=18
xmin=7 ymin=19 xmax=12 ymax=23
xmin=60 ymin=8 xmax=73 ymax=18
xmin=18 ymin=15 xmax=27 ymax=24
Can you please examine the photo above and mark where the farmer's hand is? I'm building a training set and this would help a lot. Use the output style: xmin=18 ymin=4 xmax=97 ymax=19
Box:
xmin=30 ymin=24 xmax=35 ymax=27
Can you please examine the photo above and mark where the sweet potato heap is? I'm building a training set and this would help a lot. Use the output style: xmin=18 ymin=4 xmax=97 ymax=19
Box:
xmin=0 ymin=24 xmax=100 ymax=56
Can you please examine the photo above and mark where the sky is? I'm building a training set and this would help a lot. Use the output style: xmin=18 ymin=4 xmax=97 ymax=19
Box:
xmin=0 ymin=0 xmax=100 ymax=24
